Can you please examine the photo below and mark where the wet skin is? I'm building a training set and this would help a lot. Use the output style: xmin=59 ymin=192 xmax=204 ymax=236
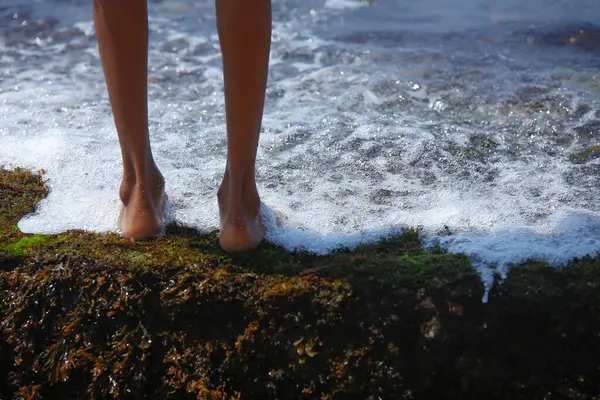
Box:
xmin=93 ymin=0 xmax=271 ymax=251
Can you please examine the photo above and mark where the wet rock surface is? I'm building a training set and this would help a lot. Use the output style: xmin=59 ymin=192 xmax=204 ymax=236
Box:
xmin=2 ymin=1 xmax=600 ymax=397
xmin=1 ymin=169 xmax=600 ymax=399
xmin=528 ymin=23 xmax=600 ymax=54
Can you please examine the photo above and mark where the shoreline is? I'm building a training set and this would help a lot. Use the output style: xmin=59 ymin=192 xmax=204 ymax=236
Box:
xmin=1 ymin=168 xmax=599 ymax=399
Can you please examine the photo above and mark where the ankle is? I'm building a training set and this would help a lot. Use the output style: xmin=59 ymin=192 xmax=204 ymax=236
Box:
xmin=120 ymin=165 xmax=165 ymax=204
xmin=218 ymin=177 xmax=259 ymax=201
xmin=217 ymin=176 xmax=260 ymax=218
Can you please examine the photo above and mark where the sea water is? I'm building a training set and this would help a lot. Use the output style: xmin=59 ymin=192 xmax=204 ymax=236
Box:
xmin=1 ymin=0 xmax=600 ymax=300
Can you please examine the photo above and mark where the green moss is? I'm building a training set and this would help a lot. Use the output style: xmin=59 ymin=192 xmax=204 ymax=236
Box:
xmin=1 ymin=168 xmax=600 ymax=399
xmin=2 ymin=235 xmax=50 ymax=257
xmin=0 ymin=168 xmax=48 ymax=241
xmin=569 ymin=145 xmax=600 ymax=164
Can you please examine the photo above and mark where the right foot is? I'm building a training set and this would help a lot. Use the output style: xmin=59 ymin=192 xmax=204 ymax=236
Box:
xmin=217 ymin=178 xmax=265 ymax=252
xmin=119 ymin=169 xmax=166 ymax=241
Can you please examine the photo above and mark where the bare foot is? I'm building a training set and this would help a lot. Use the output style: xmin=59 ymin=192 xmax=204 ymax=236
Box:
xmin=118 ymin=169 xmax=166 ymax=241
xmin=217 ymin=177 xmax=265 ymax=252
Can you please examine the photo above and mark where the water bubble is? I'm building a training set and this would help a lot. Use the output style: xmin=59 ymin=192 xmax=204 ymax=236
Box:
xmin=3 ymin=0 xmax=600 ymax=297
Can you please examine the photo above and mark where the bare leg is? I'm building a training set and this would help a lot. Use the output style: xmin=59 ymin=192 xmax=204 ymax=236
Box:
xmin=93 ymin=0 xmax=165 ymax=240
xmin=216 ymin=0 xmax=271 ymax=252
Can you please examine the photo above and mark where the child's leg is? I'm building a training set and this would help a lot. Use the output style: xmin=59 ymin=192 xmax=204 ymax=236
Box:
xmin=93 ymin=0 xmax=271 ymax=249
xmin=216 ymin=0 xmax=272 ymax=252
xmin=93 ymin=0 xmax=165 ymax=240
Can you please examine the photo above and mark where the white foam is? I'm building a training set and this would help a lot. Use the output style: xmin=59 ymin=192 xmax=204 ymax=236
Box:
xmin=324 ymin=0 xmax=367 ymax=10
xmin=2 ymin=0 xmax=600 ymax=302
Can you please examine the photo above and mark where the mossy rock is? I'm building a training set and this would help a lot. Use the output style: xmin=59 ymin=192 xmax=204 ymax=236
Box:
xmin=1 ymin=168 xmax=600 ymax=399
xmin=569 ymin=145 xmax=600 ymax=164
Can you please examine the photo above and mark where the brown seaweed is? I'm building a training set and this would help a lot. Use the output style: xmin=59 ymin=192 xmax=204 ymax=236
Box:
xmin=1 ymin=168 xmax=599 ymax=399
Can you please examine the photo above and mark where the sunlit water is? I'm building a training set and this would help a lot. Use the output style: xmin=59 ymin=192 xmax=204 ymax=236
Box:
xmin=1 ymin=0 xmax=600 ymax=300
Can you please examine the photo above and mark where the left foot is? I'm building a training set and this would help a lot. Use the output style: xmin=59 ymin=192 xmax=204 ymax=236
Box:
xmin=118 ymin=169 xmax=166 ymax=241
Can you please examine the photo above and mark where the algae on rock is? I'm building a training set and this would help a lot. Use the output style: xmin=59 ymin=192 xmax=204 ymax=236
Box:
xmin=1 ymin=168 xmax=599 ymax=400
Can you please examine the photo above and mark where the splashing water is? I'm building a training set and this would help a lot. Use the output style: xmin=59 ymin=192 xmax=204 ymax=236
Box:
xmin=1 ymin=0 xmax=600 ymax=300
